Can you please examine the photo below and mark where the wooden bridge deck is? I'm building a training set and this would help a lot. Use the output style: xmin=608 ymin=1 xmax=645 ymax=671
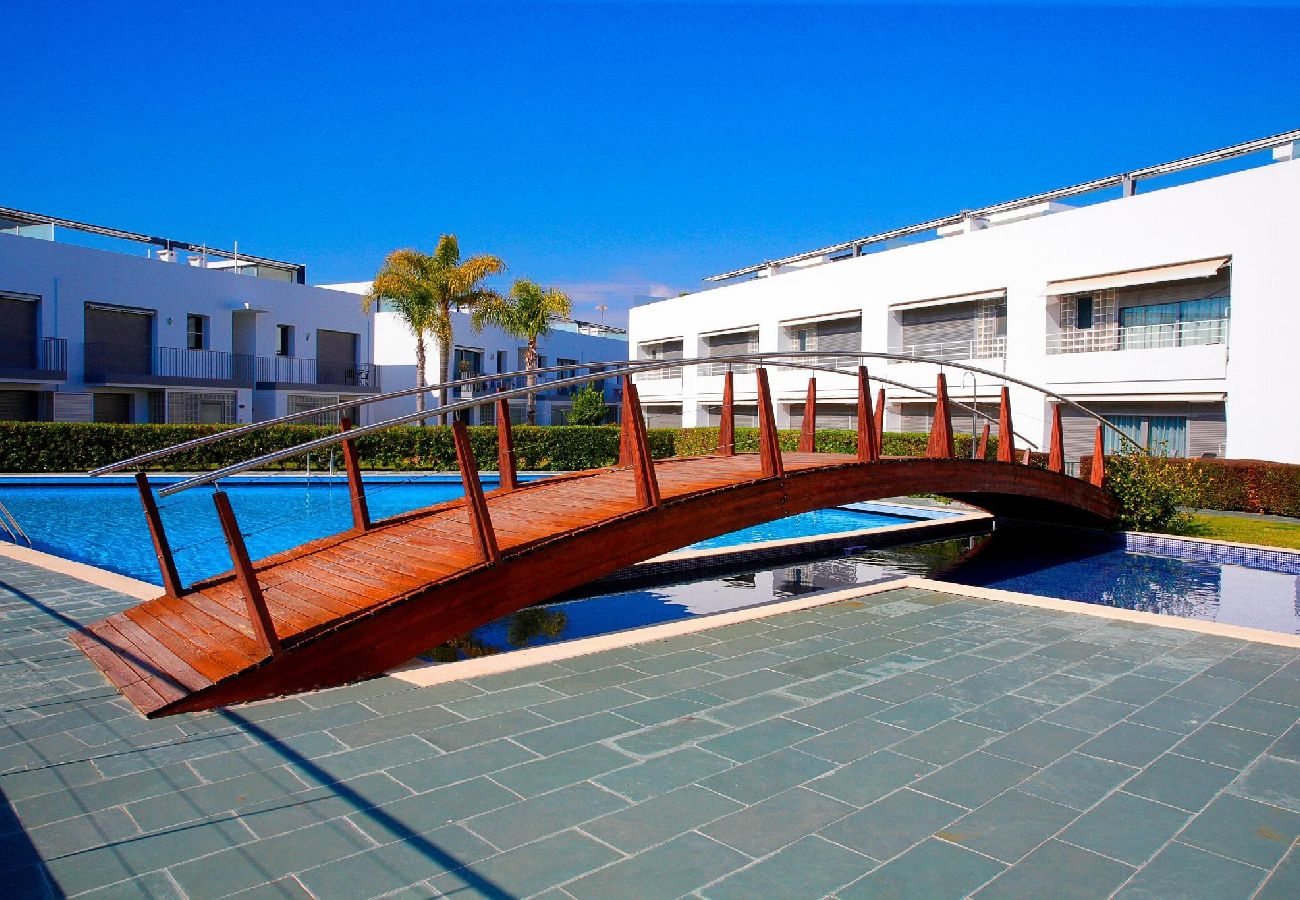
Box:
xmin=72 ymin=451 xmax=1117 ymax=718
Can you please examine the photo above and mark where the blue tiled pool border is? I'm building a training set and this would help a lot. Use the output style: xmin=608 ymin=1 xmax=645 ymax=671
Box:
xmin=1124 ymin=531 xmax=1300 ymax=575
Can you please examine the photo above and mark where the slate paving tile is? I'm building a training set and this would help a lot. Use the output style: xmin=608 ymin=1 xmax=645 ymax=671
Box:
xmin=126 ymin=765 xmax=309 ymax=831
xmin=871 ymin=694 xmax=974 ymax=732
xmin=184 ymin=731 xmax=349 ymax=783
xmin=806 ymin=749 xmax=936 ymax=808
xmin=1077 ymin=722 xmax=1183 ymax=768
xmin=621 ymin=667 xmax=719 ymax=698
xmin=420 ymin=708 xmax=552 ymax=752
xmin=1227 ymin=755 xmax=1300 ymax=813
xmin=473 ymin=663 xmax=578 ymax=693
xmin=1175 ymin=721 xmax=1275 ymax=769
xmin=1113 ymin=841 xmax=1267 ymax=900
xmin=1178 ymin=792 xmax=1300 ymax=869
xmin=1017 ymin=752 xmax=1137 ymax=811
xmin=1248 ymin=673 xmax=1300 ymax=707
xmin=512 ymin=712 xmax=641 ymax=757
xmin=701 ymin=669 xmax=799 ymax=702
xmin=78 ymin=870 xmax=189 ymax=899
xmin=491 ymin=743 xmax=633 ymax=798
xmin=842 ymin=836 xmax=1004 ymax=899
xmin=698 ymin=747 xmax=835 ymax=805
xmin=613 ymin=695 xmax=710 ymax=726
xmin=706 ymin=692 xmax=803 ymax=728
xmin=819 ymin=788 xmax=966 ymax=861
xmin=939 ymin=789 xmax=1079 ymax=864
xmin=782 ymin=692 xmax=890 ymax=731
xmin=912 ymin=751 xmax=1036 ymax=809
xmin=431 ymin=828 xmax=623 ymax=898
xmin=698 ymin=649 xmax=789 ymax=678
xmin=1266 ymin=722 xmax=1300 ymax=763
xmin=957 ymin=694 xmax=1055 ymax=733
xmin=1167 ymin=674 xmax=1254 ymax=710
xmin=1058 ymin=790 xmax=1190 ymax=867
xmin=290 ymin=734 xmax=441 ymax=784
xmin=770 ymin=650 xmax=862 ymax=680
xmin=1204 ymin=657 xmax=1283 ymax=685
xmin=295 ymin=824 xmax=497 ymax=900
xmin=584 ymin=785 xmax=743 ymax=854
xmin=1045 ymin=696 xmax=1138 ymax=732
xmin=386 ymin=738 xmax=538 ymax=793
xmin=702 ymin=834 xmax=873 ymax=900
xmin=795 ymin=716 xmax=911 ymax=764
xmin=12 ymin=762 xmax=203 ymax=828
xmin=1212 ymin=697 xmax=1300 ymax=737
xmin=20 ymin=806 xmax=140 ymax=860
xmin=698 ymin=716 xmax=822 ymax=763
xmin=1256 ymin=844 xmax=1300 ymax=900
xmin=936 ymin=671 xmax=1028 ymax=706
xmin=858 ymin=671 xmax=950 ymax=703
xmin=1013 ymin=673 xmax=1097 ymax=705
xmin=595 ymin=746 xmax=733 ymax=802
xmin=974 ymin=839 xmax=1133 ymax=899
xmin=1125 ymin=695 xmax=1221 ymax=735
xmin=443 ymin=684 xmax=567 ymax=720
xmin=327 ymin=706 xmax=465 ymax=750
xmin=566 ymin=832 xmax=749 ymax=899
xmin=239 ymin=772 xmax=411 ymax=840
xmin=531 ymin=687 xmax=645 ymax=723
xmin=464 ymin=782 xmax=627 ymax=851
xmin=891 ymin=719 xmax=1001 ymax=766
xmin=1125 ymin=753 xmax=1238 ymax=812
xmin=625 ymin=649 xmax=722 ymax=678
xmin=969 ymin=639 xmax=1036 ymax=661
xmin=701 ymin=785 xmax=855 ymax=858
xmin=358 ymin=680 xmax=482 ymax=716
xmin=610 ymin=715 xmax=724 ymax=757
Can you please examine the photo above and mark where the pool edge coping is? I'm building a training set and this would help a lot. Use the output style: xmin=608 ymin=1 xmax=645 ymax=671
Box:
xmin=0 ymin=541 xmax=158 ymax=600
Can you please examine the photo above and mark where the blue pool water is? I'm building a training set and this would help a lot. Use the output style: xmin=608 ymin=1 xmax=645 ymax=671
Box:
xmin=0 ymin=477 xmax=917 ymax=586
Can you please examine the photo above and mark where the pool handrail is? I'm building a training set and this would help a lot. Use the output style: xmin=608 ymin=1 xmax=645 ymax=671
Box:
xmin=151 ymin=352 xmax=1144 ymax=498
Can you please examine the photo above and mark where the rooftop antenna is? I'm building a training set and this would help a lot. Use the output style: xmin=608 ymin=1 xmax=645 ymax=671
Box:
xmin=596 ymin=302 xmax=608 ymax=324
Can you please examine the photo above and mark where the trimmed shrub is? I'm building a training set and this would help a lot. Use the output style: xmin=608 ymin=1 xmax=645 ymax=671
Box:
xmin=1082 ymin=455 xmax=1300 ymax=520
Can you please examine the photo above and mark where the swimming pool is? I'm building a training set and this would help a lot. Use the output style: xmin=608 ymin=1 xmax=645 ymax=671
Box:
xmin=0 ymin=476 xmax=922 ymax=586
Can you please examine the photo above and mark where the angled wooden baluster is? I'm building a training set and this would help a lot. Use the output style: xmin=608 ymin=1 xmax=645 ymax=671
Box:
xmin=1022 ymin=447 xmax=1033 ymax=466
xmin=798 ymin=377 xmax=817 ymax=453
xmin=339 ymin=418 xmax=370 ymax=532
xmin=856 ymin=366 xmax=879 ymax=462
xmin=212 ymin=490 xmax=281 ymax=657
xmin=755 ymin=367 xmax=785 ymax=478
xmin=717 ymin=370 xmax=735 ymax=457
xmin=875 ymin=387 xmax=886 ymax=450
xmin=997 ymin=385 xmax=1016 ymax=463
xmin=1048 ymin=405 xmax=1066 ymax=474
xmin=1090 ymin=423 xmax=1107 ymax=487
xmin=136 ymin=472 xmax=184 ymax=598
xmin=453 ymin=420 xmax=500 ymax=563
xmin=620 ymin=376 xmax=661 ymax=507
xmin=495 ymin=398 xmax=518 ymax=491
xmin=926 ymin=372 xmax=956 ymax=459
xmin=976 ymin=423 xmax=991 ymax=460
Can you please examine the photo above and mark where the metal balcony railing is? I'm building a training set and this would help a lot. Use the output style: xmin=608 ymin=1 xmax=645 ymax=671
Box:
xmin=702 ymin=359 xmax=758 ymax=376
xmin=1046 ymin=319 xmax=1229 ymax=355
xmin=633 ymin=362 xmax=684 ymax=380
xmin=255 ymin=355 xmax=380 ymax=390
xmin=887 ymin=337 xmax=1007 ymax=363
xmin=84 ymin=343 xmax=254 ymax=386
xmin=0 ymin=337 xmax=68 ymax=379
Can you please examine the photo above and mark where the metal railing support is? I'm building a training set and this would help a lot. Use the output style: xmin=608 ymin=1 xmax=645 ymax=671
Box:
xmin=135 ymin=472 xmax=184 ymax=598
xmin=211 ymin=490 xmax=281 ymax=657
xmin=339 ymin=418 xmax=370 ymax=532
xmin=452 ymin=420 xmax=500 ymax=563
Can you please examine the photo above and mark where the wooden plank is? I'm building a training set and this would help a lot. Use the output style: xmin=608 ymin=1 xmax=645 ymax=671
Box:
xmin=95 ymin=620 xmax=186 ymax=705
xmin=136 ymin=600 xmax=262 ymax=673
xmin=117 ymin=608 xmax=212 ymax=691
xmin=212 ymin=490 xmax=281 ymax=657
xmin=339 ymin=418 xmax=371 ymax=532
xmin=135 ymin=472 xmax=184 ymax=598
xmin=453 ymin=419 xmax=500 ymax=562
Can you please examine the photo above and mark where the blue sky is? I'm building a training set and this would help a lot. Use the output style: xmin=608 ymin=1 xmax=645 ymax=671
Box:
xmin=3 ymin=1 xmax=1297 ymax=325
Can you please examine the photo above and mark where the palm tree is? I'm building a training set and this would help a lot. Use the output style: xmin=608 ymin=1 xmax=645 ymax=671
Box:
xmin=472 ymin=279 xmax=573 ymax=425
xmin=363 ymin=235 xmax=505 ymax=419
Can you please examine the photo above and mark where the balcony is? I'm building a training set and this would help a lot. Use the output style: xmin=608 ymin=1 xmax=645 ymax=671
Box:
xmin=1046 ymin=319 xmax=1229 ymax=355
xmin=84 ymin=344 xmax=253 ymax=388
xmin=255 ymin=355 xmax=380 ymax=392
xmin=0 ymin=337 xmax=68 ymax=382
xmin=887 ymin=337 xmax=1007 ymax=363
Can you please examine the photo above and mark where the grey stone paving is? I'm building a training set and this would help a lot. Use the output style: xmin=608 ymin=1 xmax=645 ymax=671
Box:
xmin=1 ymin=554 xmax=1299 ymax=898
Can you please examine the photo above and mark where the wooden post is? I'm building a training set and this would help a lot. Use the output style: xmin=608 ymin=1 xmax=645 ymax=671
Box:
xmin=135 ymin=472 xmax=184 ymax=598
xmin=495 ymin=398 xmax=518 ymax=491
xmin=874 ymin=387 xmax=886 ymax=450
xmin=452 ymin=420 xmax=500 ymax=562
xmin=1090 ymin=423 xmax=1107 ymax=487
xmin=339 ymin=418 xmax=370 ymax=532
xmin=976 ymin=423 xmax=990 ymax=460
xmin=755 ymin=367 xmax=785 ymax=478
xmin=856 ymin=367 xmax=879 ymax=462
xmin=717 ymin=370 xmax=735 ymax=457
xmin=1048 ymin=405 xmax=1066 ymax=474
xmin=620 ymin=376 xmax=661 ymax=507
xmin=212 ymin=490 xmax=281 ymax=657
xmin=926 ymin=372 xmax=955 ymax=459
xmin=997 ymin=385 xmax=1016 ymax=463
xmin=1022 ymin=447 xmax=1032 ymax=466
xmin=798 ymin=377 xmax=817 ymax=453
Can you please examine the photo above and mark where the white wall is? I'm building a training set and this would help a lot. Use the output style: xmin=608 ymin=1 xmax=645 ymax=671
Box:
xmin=630 ymin=157 xmax=1300 ymax=462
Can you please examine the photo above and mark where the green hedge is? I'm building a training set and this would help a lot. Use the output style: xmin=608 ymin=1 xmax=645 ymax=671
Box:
xmin=1082 ymin=455 xmax=1300 ymax=519
xmin=0 ymin=422 xmax=993 ymax=473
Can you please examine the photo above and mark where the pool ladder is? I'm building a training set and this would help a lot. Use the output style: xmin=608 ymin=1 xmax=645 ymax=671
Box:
xmin=0 ymin=497 xmax=31 ymax=545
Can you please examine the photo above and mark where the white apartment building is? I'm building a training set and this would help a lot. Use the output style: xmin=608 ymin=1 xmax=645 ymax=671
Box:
xmin=0 ymin=209 xmax=381 ymax=426
xmin=629 ymin=131 xmax=1300 ymax=465
xmin=325 ymin=283 xmax=629 ymax=425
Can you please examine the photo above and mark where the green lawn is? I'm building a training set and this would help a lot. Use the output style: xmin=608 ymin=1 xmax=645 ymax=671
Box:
xmin=1186 ymin=513 xmax=1300 ymax=550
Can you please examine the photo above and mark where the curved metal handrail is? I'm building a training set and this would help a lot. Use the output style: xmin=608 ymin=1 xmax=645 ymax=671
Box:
xmin=151 ymin=351 xmax=1138 ymax=498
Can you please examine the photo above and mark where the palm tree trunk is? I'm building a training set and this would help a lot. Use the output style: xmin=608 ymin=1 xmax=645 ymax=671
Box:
xmin=526 ymin=339 xmax=538 ymax=426
xmin=438 ymin=332 xmax=452 ymax=426
xmin=414 ymin=334 xmax=427 ymax=414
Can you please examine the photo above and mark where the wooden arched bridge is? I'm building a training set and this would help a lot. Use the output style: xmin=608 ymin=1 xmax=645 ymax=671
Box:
xmin=72 ymin=354 xmax=1121 ymax=717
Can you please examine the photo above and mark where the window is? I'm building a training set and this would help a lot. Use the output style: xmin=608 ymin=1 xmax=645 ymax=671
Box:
xmin=797 ymin=329 xmax=811 ymax=352
xmin=186 ymin=314 xmax=207 ymax=350
xmin=276 ymin=324 xmax=294 ymax=357
xmin=496 ymin=349 xmax=508 ymax=373
xmin=1102 ymin=414 xmax=1188 ymax=457
xmin=1076 ymin=296 xmax=1094 ymax=330
xmin=452 ymin=347 xmax=484 ymax=377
